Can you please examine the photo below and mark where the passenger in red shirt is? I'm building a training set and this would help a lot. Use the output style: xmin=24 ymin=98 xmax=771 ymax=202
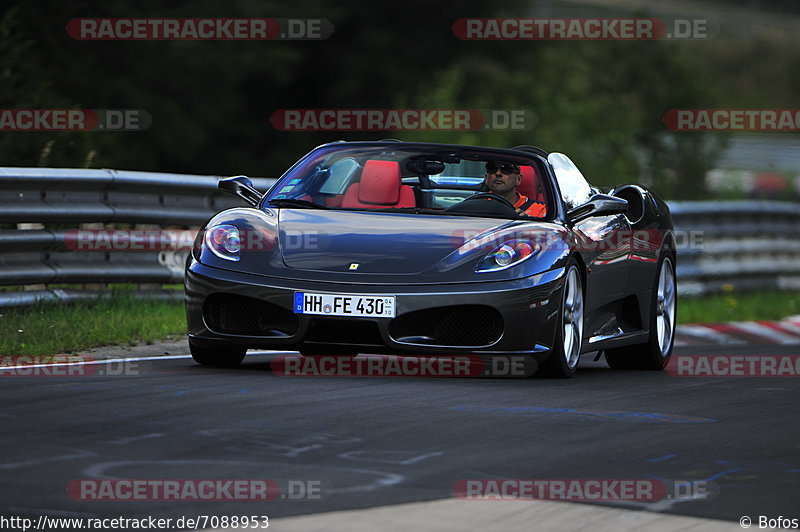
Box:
xmin=483 ymin=161 xmax=546 ymax=218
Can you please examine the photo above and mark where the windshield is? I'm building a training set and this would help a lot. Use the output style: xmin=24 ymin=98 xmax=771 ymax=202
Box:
xmin=263 ymin=145 xmax=552 ymax=219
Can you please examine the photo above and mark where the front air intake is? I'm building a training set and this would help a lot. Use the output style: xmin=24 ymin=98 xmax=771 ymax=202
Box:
xmin=389 ymin=305 xmax=503 ymax=347
xmin=203 ymin=293 xmax=298 ymax=337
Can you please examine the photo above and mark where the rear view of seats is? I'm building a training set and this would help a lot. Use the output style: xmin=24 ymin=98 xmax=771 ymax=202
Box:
xmin=341 ymin=160 xmax=416 ymax=209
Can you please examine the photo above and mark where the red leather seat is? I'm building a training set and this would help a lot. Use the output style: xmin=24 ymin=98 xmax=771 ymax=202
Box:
xmin=325 ymin=196 xmax=344 ymax=207
xmin=518 ymin=165 xmax=546 ymax=205
xmin=300 ymin=193 xmax=343 ymax=207
xmin=341 ymin=160 xmax=416 ymax=209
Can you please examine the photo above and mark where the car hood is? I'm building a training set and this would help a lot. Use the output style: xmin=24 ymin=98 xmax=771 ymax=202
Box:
xmin=278 ymin=209 xmax=506 ymax=274
xmin=196 ymin=208 xmax=570 ymax=285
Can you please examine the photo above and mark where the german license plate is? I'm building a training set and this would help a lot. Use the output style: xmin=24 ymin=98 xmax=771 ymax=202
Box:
xmin=294 ymin=292 xmax=396 ymax=318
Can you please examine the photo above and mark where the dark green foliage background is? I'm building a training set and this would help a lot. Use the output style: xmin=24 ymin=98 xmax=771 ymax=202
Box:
xmin=2 ymin=0 xmax=799 ymax=198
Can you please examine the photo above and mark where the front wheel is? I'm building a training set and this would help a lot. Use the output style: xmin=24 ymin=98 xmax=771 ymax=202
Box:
xmin=189 ymin=341 xmax=246 ymax=367
xmin=541 ymin=262 xmax=584 ymax=378
xmin=605 ymin=253 xmax=676 ymax=370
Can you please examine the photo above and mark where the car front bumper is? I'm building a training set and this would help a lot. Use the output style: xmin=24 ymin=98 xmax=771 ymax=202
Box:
xmin=185 ymin=260 xmax=565 ymax=359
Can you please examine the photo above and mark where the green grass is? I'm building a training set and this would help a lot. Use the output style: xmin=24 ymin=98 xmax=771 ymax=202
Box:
xmin=678 ymin=290 xmax=800 ymax=324
xmin=0 ymin=296 xmax=186 ymax=357
xmin=1 ymin=290 xmax=799 ymax=357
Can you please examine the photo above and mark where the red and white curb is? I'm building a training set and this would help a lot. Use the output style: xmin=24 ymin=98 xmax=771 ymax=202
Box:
xmin=676 ymin=316 xmax=800 ymax=346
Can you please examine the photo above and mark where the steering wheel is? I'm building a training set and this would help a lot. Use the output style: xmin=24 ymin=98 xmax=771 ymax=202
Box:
xmin=444 ymin=192 xmax=519 ymax=217
xmin=462 ymin=192 xmax=517 ymax=210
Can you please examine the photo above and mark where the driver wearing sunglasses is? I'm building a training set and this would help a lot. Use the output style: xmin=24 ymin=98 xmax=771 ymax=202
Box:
xmin=484 ymin=161 xmax=546 ymax=218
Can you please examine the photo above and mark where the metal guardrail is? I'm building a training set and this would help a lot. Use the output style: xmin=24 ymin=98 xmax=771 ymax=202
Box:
xmin=670 ymin=201 xmax=800 ymax=295
xmin=0 ymin=168 xmax=798 ymax=306
xmin=0 ymin=167 xmax=275 ymax=224
xmin=0 ymin=168 xmax=274 ymax=307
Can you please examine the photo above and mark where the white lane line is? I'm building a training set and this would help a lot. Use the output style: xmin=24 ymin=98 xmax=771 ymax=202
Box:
xmin=675 ymin=324 xmax=745 ymax=345
xmin=0 ymin=354 xmax=191 ymax=371
xmin=736 ymin=321 xmax=800 ymax=345
xmin=0 ymin=450 xmax=96 ymax=471
xmin=108 ymin=433 xmax=165 ymax=445
xmin=0 ymin=350 xmax=292 ymax=371
xmin=82 ymin=459 xmax=406 ymax=495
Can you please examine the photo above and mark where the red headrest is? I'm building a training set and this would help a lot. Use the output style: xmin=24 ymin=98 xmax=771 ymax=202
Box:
xmin=518 ymin=166 xmax=539 ymax=199
xmin=358 ymin=160 xmax=401 ymax=204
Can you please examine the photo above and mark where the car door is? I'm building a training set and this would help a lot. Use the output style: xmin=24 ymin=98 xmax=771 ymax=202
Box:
xmin=548 ymin=153 xmax=631 ymax=332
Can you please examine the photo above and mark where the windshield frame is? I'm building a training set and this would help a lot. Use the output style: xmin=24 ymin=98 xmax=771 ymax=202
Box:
xmin=259 ymin=141 xmax=559 ymax=221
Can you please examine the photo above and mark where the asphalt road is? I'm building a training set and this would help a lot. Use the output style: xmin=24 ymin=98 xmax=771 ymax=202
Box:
xmin=1 ymin=344 xmax=799 ymax=529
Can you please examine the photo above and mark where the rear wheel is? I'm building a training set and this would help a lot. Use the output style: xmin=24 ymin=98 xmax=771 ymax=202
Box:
xmin=189 ymin=341 xmax=246 ymax=367
xmin=541 ymin=262 xmax=584 ymax=378
xmin=605 ymin=253 xmax=676 ymax=370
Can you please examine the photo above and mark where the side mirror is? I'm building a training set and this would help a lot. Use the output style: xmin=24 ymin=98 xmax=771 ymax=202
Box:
xmin=567 ymin=194 xmax=628 ymax=224
xmin=218 ymin=175 xmax=262 ymax=207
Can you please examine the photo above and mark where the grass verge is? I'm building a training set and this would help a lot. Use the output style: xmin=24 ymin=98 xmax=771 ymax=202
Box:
xmin=1 ymin=291 xmax=799 ymax=357
xmin=0 ymin=296 xmax=186 ymax=357
xmin=677 ymin=290 xmax=800 ymax=324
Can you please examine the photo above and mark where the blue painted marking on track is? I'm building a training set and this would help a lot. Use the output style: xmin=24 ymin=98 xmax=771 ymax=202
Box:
xmin=450 ymin=406 xmax=715 ymax=424
xmin=641 ymin=455 xmax=799 ymax=490
xmin=704 ymin=467 xmax=743 ymax=481
xmin=648 ymin=454 xmax=678 ymax=462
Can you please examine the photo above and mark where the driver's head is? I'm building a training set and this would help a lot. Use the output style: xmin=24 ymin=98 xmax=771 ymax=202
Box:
xmin=484 ymin=161 xmax=521 ymax=196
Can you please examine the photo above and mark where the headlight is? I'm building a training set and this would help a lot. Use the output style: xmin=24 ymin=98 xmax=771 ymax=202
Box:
xmin=475 ymin=239 xmax=539 ymax=272
xmin=204 ymin=224 xmax=240 ymax=261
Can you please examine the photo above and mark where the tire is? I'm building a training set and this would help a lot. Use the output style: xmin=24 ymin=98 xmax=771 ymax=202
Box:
xmin=541 ymin=261 xmax=584 ymax=378
xmin=605 ymin=253 xmax=677 ymax=370
xmin=189 ymin=341 xmax=246 ymax=367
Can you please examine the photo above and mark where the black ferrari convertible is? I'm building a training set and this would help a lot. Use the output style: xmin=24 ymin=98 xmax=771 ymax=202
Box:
xmin=185 ymin=141 xmax=676 ymax=377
